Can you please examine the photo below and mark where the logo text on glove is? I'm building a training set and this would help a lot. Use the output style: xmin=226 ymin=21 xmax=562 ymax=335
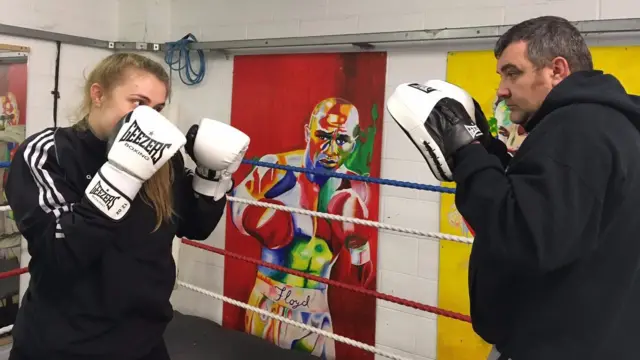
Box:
xmin=409 ymin=83 xmax=438 ymax=94
xmin=88 ymin=181 xmax=120 ymax=210
xmin=119 ymin=120 xmax=172 ymax=164
xmin=464 ymin=124 xmax=483 ymax=138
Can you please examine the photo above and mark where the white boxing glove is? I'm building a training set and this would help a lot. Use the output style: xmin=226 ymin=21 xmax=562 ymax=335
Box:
xmin=185 ymin=118 xmax=250 ymax=201
xmin=85 ymin=105 xmax=187 ymax=220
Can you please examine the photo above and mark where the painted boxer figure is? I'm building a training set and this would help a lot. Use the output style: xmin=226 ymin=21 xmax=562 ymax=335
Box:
xmin=231 ymin=97 xmax=374 ymax=358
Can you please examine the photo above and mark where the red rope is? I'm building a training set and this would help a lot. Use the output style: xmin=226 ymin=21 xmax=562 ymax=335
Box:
xmin=0 ymin=243 xmax=473 ymax=323
xmin=0 ymin=267 xmax=27 ymax=280
xmin=181 ymin=238 xmax=471 ymax=323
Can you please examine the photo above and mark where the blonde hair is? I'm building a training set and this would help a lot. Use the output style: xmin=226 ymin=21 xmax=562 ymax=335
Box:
xmin=74 ymin=53 xmax=173 ymax=231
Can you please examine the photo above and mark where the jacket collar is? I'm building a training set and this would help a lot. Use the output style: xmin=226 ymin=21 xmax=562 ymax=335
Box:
xmin=74 ymin=120 xmax=107 ymax=155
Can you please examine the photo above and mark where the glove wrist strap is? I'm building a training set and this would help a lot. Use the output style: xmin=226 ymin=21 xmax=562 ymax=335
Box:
xmin=84 ymin=163 xmax=143 ymax=221
xmin=192 ymin=166 xmax=234 ymax=201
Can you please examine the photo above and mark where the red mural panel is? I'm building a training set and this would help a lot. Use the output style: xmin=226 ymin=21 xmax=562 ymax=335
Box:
xmin=0 ymin=60 xmax=28 ymax=329
xmin=224 ymin=52 xmax=387 ymax=359
xmin=0 ymin=62 xmax=27 ymax=126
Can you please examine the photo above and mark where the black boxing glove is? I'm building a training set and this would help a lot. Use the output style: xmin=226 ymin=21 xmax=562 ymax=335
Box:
xmin=471 ymin=98 xmax=494 ymax=148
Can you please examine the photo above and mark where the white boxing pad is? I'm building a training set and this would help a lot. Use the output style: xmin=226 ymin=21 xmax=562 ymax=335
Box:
xmin=387 ymin=82 xmax=461 ymax=182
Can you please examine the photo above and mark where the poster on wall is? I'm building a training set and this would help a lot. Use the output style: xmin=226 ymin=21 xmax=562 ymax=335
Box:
xmin=0 ymin=55 xmax=27 ymax=332
xmin=437 ymin=46 xmax=640 ymax=360
xmin=224 ymin=52 xmax=386 ymax=359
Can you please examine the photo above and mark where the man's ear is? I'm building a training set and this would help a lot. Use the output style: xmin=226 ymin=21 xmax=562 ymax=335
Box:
xmin=304 ymin=123 xmax=310 ymax=143
xmin=550 ymin=56 xmax=571 ymax=86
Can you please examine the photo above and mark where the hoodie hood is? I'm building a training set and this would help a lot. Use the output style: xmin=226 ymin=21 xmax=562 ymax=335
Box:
xmin=525 ymin=70 xmax=640 ymax=133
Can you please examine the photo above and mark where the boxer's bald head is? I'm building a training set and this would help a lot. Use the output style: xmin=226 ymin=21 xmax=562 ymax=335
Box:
xmin=305 ymin=98 xmax=359 ymax=171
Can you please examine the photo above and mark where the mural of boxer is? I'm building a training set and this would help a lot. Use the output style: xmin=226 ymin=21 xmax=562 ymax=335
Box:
xmin=224 ymin=52 xmax=386 ymax=360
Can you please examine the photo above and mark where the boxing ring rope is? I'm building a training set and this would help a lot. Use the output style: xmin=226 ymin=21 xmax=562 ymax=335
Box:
xmin=227 ymin=196 xmax=472 ymax=244
xmin=0 ymin=236 xmax=468 ymax=360
xmin=0 ymin=159 xmax=474 ymax=359
xmin=182 ymin=238 xmax=471 ymax=322
xmin=176 ymin=280 xmax=413 ymax=360
xmin=0 ymin=237 xmax=463 ymax=360
xmin=242 ymin=159 xmax=456 ymax=194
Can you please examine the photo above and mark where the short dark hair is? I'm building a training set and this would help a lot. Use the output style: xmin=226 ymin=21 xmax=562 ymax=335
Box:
xmin=494 ymin=16 xmax=593 ymax=72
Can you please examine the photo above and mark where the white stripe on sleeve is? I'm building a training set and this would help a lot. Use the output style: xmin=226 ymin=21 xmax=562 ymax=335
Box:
xmin=23 ymin=129 xmax=71 ymax=238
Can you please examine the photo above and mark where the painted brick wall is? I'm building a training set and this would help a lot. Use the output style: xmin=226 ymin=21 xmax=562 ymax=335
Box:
xmin=150 ymin=1 xmax=640 ymax=359
xmin=26 ymin=0 xmax=629 ymax=359
xmin=167 ymin=0 xmax=640 ymax=42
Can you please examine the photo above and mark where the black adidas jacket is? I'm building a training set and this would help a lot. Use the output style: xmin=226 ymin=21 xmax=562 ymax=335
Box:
xmin=454 ymin=70 xmax=640 ymax=360
xmin=5 ymin=125 xmax=226 ymax=359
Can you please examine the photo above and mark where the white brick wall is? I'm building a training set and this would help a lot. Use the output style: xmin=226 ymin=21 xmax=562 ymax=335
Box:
xmin=165 ymin=0 xmax=640 ymax=43
xmin=117 ymin=0 xmax=171 ymax=42
xmin=5 ymin=0 xmax=639 ymax=359
xmin=145 ymin=0 xmax=640 ymax=359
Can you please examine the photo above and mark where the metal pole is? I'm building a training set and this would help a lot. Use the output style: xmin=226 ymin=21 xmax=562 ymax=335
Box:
xmin=0 ymin=23 xmax=113 ymax=50
xmin=186 ymin=18 xmax=640 ymax=52
xmin=2 ymin=18 xmax=640 ymax=53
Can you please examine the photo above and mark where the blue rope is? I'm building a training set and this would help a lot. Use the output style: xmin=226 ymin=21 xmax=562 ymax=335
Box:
xmin=164 ymin=33 xmax=206 ymax=86
xmin=241 ymin=159 xmax=455 ymax=194
xmin=0 ymin=160 xmax=454 ymax=193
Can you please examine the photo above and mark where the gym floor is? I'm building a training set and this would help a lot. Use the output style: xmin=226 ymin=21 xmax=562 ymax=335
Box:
xmin=0 ymin=312 xmax=318 ymax=360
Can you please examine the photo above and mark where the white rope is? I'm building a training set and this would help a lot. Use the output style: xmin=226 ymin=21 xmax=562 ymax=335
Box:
xmin=0 ymin=324 xmax=12 ymax=336
xmin=227 ymin=196 xmax=473 ymax=244
xmin=0 ymin=199 xmax=472 ymax=243
xmin=177 ymin=280 xmax=412 ymax=360
xmin=0 ymin=282 xmax=422 ymax=358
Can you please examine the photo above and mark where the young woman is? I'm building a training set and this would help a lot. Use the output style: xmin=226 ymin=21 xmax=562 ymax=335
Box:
xmin=4 ymin=53 xmax=248 ymax=360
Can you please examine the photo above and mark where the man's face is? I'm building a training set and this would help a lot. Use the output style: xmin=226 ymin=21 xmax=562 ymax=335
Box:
xmin=496 ymin=41 xmax=555 ymax=125
xmin=306 ymin=99 xmax=359 ymax=170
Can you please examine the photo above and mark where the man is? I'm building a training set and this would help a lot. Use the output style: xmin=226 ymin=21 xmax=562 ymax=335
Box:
xmin=387 ymin=16 xmax=640 ymax=360
xmin=230 ymin=97 xmax=374 ymax=358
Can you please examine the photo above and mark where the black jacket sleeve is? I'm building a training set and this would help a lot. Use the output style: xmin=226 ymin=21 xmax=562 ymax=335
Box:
xmin=453 ymin=106 xmax=611 ymax=274
xmin=5 ymin=129 xmax=117 ymax=275
xmin=486 ymin=136 xmax=512 ymax=169
xmin=174 ymin=152 xmax=227 ymax=241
